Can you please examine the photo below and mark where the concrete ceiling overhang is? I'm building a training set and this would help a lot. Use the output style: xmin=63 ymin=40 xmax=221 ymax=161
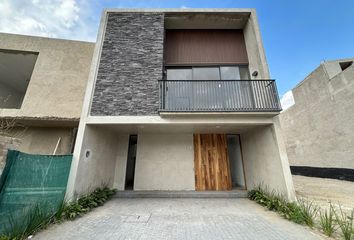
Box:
xmin=85 ymin=114 xmax=273 ymax=134
xmin=87 ymin=122 xmax=269 ymax=134
xmin=0 ymin=49 xmax=38 ymax=93
xmin=165 ymin=12 xmax=250 ymax=29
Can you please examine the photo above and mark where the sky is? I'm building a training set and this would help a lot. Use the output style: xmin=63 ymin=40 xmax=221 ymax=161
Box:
xmin=1 ymin=0 xmax=354 ymax=104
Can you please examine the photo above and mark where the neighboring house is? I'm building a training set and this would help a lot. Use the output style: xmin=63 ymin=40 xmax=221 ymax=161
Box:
xmin=279 ymin=58 xmax=354 ymax=178
xmin=0 ymin=33 xmax=94 ymax=172
xmin=66 ymin=8 xmax=296 ymax=200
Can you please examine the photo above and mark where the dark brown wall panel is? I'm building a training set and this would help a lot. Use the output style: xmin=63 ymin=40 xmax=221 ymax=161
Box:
xmin=165 ymin=30 xmax=248 ymax=65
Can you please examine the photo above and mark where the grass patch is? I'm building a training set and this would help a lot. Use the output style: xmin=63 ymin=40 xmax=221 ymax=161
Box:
xmin=248 ymin=186 xmax=317 ymax=227
xmin=249 ymin=186 xmax=354 ymax=240
xmin=334 ymin=206 xmax=354 ymax=240
xmin=297 ymin=198 xmax=319 ymax=227
xmin=8 ymin=205 xmax=52 ymax=240
xmin=0 ymin=187 xmax=116 ymax=240
xmin=319 ymin=203 xmax=336 ymax=237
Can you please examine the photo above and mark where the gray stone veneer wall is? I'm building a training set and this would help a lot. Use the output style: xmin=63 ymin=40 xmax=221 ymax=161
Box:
xmin=90 ymin=13 xmax=164 ymax=116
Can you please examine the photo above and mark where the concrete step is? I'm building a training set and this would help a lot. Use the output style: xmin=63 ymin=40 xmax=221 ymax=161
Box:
xmin=114 ymin=190 xmax=248 ymax=198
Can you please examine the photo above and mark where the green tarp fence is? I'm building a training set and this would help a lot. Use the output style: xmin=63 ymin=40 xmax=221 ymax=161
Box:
xmin=0 ymin=150 xmax=72 ymax=234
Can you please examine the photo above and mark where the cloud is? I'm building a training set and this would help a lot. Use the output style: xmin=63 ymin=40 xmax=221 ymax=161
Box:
xmin=280 ymin=90 xmax=295 ymax=111
xmin=0 ymin=0 xmax=98 ymax=42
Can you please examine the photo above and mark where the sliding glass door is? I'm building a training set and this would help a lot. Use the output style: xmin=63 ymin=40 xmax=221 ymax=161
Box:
xmin=165 ymin=66 xmax=252 ymax=111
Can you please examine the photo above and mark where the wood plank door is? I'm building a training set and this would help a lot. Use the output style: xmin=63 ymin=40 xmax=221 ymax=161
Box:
xmin=194 ymin=134 xmax=232 ymax=191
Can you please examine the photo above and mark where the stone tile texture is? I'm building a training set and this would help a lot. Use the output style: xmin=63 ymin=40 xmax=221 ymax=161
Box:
xmin=34 ymin=198 xmax=325 ymax=240
xmin=90 ymin=13 xmax=164 ymax=116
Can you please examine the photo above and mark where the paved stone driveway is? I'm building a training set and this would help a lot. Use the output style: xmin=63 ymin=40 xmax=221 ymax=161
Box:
xmin=34 ymin=198 xmax=324 ymax=240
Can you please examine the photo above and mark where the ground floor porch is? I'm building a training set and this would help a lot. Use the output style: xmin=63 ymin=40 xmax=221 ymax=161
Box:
xmin=67 ymin=116 xmax=295 ymax=201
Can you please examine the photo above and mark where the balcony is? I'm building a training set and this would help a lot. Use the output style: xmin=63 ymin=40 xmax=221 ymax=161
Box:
xmin=159 ymin=80 xmax=282 ymax=112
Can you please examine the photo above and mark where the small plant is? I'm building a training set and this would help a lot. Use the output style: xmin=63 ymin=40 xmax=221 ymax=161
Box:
xmin=4 ymin=204 xmax=52 ymax=240
xmin=249 ymin=185 xmax=354 ymax=239
xmin=281 ymin=202 xmax=305 ymax=224
xmin=53 ymin=200 xmax=68 ymax=222
xmin=319 ymin=203 xmax=336 ymax=237
xmin=249 ymin=186 xmax=318 ymax=226
xmin=63 ymin=187 xmax=116 ymax=220
xmin=334 ymin=206 xmax=353 ymax=240
xmin=63 ymin=201 xmax=87 ymax=220
xmin=297 ymin=198 xmax=318 ymax=227
xmin=0 ymin=236 xmax=11 ymax=240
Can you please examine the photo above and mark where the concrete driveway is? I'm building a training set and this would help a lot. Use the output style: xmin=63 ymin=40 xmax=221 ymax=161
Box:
xmin=34 ymin=198 xmax=324 ymax=240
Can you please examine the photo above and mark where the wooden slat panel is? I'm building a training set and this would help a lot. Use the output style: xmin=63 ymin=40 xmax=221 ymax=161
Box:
xmin=165 ymin=29 xmax=249 ymax=65
xmin=194 ymin=134 xmax=232 ymax=191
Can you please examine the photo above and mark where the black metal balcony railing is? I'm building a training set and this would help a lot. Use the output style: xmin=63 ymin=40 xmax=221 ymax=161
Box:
xmin=159 ymin=80 xmax=282 ymax=112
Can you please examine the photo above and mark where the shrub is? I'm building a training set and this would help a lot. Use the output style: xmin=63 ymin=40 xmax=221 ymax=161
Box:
xmin=248 ymin=187 xmax=318 ymax=227
xmin=64 ymin=187 xmax=116 ymax=220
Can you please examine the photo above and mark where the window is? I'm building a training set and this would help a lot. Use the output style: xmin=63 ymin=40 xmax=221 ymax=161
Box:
xmin=193 ymin=67 xmax=220 ymax=80
xmin=164 ymin=65 xmax=253 ymax=110
xmin=166 ymin=68 xmax=192 ymax=80
xmin=166 ymin=65 xmax=250 ymax=80
xmin=0 ymin=49 xmax=38 ymax=109
xmin=220 ymin=66 xmax=240 ymax=80
xmin=239 ymin=67 xmax=251 ymax=80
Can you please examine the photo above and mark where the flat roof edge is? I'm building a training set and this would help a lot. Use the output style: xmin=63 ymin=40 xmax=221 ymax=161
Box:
xmin=104 ymin=8 xmax=255 ymax=13
xmin=0 ymin=32 xmax=95 ymax=44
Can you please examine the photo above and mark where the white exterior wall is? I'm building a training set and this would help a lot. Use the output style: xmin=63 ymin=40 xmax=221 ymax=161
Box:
xmin=134 ymin=133 xmax=195 ymax=190
xmin=243 ymin=10 xmax=270 ymax=79
xmin=241 ymin=120 xmax=296 ymax=201
xmin=69 ymin=126 xmax=119 ymax=196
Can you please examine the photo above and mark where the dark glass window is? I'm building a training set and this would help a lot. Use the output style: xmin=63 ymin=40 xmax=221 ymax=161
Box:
xmin=220 ymin=66 xmax=240 ymax=80
xmin=166 ymin=65 xmax=250 ymax=80
xmin=166 ymin=68 xmax=192 ymax=80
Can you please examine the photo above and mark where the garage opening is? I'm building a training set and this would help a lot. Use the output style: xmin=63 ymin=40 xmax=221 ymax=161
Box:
xmin=0 ymin=49 xmax=38 ymax=109
xmin=125 ymin=135 xmax=137 ymax=190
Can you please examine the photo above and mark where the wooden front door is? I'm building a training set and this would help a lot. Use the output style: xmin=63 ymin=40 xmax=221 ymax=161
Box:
xmin=194 ymin=134 xmax=232 ymax=191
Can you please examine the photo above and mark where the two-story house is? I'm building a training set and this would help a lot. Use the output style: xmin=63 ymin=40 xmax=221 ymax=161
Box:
xmin=66 ymin=9 xmax=296 ymax=200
